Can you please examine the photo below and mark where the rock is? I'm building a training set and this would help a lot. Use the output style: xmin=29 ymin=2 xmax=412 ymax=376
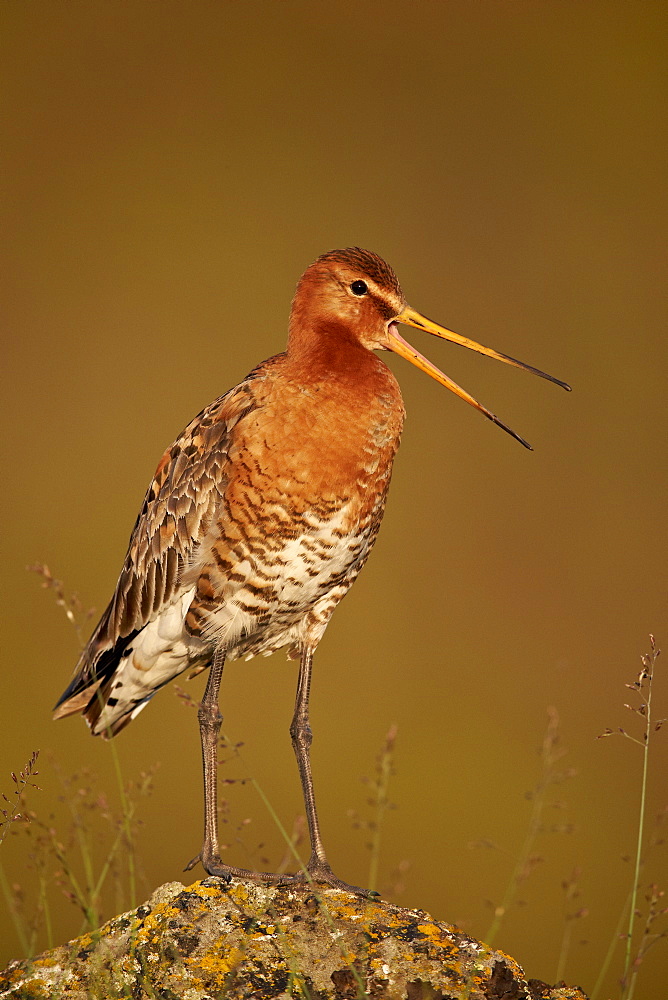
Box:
xmin=0 ymin=878 xmax=588 ymax=999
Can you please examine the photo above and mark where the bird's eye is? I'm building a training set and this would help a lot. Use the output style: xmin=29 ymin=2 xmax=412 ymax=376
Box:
xmin=350 ymin=280 xmax=368 ymax=296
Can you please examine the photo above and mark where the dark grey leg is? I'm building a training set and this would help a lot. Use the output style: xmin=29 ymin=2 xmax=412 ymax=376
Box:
xmin=185 ymin=648 xmax=290 ymax=881
xmin=289 ymin=644 xmax=375 ymax=895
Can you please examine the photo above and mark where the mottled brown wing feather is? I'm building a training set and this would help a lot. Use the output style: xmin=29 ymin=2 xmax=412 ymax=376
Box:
xmin=54 ymin=376 xmax=261 ymax=717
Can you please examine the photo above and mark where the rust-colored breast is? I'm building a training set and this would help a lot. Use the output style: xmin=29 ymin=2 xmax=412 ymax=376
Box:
xmin=185 ymin=347 xmax=405 ymax=658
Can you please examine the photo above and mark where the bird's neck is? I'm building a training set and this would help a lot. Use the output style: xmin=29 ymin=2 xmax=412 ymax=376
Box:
xmin=288 ymin=316 xmax=364 ymax=364
xmin=285 ymin=320 xmax=393 ymax=398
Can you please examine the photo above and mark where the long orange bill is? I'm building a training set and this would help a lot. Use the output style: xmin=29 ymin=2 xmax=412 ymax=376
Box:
xmin=389 ymin=306 xmax=571 ymax=451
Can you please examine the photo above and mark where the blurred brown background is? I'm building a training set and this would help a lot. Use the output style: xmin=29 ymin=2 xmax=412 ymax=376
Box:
xmin=2 ymin=2 xmax=666 ymax=995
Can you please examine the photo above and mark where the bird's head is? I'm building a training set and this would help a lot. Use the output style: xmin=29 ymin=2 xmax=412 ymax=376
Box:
xmin=289 ymin=247 xmax=570 ymax=449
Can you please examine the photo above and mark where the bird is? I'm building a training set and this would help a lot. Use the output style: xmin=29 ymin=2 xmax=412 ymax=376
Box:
xmin=54 ymin=247 xmax=570 ymax=896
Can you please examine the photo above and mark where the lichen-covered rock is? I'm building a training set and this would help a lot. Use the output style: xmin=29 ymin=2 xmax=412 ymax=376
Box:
xmin=0 ymin=878 xmax=588 ymax=999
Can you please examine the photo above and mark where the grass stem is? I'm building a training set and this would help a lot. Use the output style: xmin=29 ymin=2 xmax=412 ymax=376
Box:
xmin=621 ymin=639 xmax=658 ymax=1000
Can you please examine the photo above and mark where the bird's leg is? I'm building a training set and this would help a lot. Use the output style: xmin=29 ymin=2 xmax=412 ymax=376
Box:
xmin=185 ymin=648 xmax=282 ymax=882
xmin=196 ymin=646 xmax=227 ymax=873
xmin=184 ymin=646 xmax=230 ymax=876
xmin=184 ymin=647 xmax=301 ymax=886
xmin=290 ymin=645 xmax=327 ymax=872
xmin=289 ymin=644 xmax=377 ymax=896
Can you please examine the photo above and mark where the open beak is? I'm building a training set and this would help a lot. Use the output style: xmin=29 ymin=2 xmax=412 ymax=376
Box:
xmin=388 ymin=306 xmax=571 ymax=450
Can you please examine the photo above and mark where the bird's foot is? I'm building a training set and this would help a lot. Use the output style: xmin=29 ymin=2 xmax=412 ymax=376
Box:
xmin=287 ymin=858 xmax=381 ymax=898
xmin=184 ymin=850 xmax=302 ymax=888
xmin=184 ymin=851 xmax=379 ymax=898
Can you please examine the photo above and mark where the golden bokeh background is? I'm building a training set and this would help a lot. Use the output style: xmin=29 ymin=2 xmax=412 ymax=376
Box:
xmin=2 ymin=2 xmax=666 ymax=995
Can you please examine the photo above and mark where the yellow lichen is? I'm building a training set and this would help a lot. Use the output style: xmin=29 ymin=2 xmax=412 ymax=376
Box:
xmin=186 ymin=880 xmax=225 ymax=901
xmin=417 ymin=922 xmax=446 ymax=942
xmin=250 ymin=923 xmax=276 ymax=938
xmin=495 ymin=948 xmax=523 ymax=976
xmin=194 ymin=947 xmax=244 ymax=982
